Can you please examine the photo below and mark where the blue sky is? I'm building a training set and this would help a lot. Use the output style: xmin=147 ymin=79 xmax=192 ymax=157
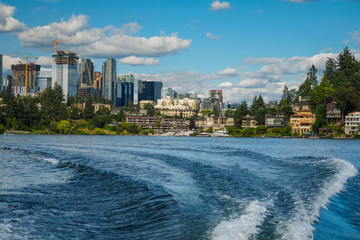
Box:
xmin=1 ymin=0 xmax=360 ymax=102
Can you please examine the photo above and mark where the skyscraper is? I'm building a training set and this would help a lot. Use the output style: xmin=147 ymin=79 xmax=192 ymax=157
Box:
xmin=0 ymin=54 xmax=2 ymax=92
xmin=102 ymin=58 xmax=117 ymax=103
xmin=138 ymin=80 xmax=163 ymax=103
xmin=52 ymin=50 xmax=79 ymax=98
xmin=161 ymin=87 xmax=177 ymax=99
xmin=11 ymin=63 xmax=41 ymax=95
xmin=0 ymin=54 xmax=3 ymax=82
xmin=114 ymin=74 xmax=134 ymax=107
xmin=79 ymin=59 xmax=94 ymax=87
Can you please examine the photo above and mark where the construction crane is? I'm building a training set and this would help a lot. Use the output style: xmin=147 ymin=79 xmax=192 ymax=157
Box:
xmin=4 ymin=53 xmax=38 ymax=96
xmin=85 ymin=59 xmax=93 ymax=86
xmin=50 ymin=38 xmax=72 ymax=52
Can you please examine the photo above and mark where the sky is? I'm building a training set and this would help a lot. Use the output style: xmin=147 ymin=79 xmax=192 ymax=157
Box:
xmin=0 ymin=0 xmax=360 ymax=103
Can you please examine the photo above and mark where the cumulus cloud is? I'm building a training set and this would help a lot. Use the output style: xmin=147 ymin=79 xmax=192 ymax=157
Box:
xmin=210 ymin=1 xmax=231 ymax=11
xmin=2 ymin=55 xmax=22 ymax=74
xmin=350 ymin=30 xmax=360 ymax=45
xmin=0 ymin=2 xmax=26 ymax=33
xmin=219 ymin=82 xmax=233 ymax=87
xmin=218 ymin=67 xmax=238 ymax=76
xmin=238 ymin=78 xmax=267 ymax=88
xmin=120 ymin=56 xmax=159 ymax=66
xmin=16 ymin=14 xmax=191 ymax=58
xmin=36 ymin=56 xmax=53 ymax=67
xmin=206 ymin=32 xmax=221 ymax=40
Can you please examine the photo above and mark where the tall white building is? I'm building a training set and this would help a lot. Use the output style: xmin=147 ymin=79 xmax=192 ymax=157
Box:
xmin=345 ymin=111 xmax=360 ymax=135
xmin=52 ymin=51 xmax=79 ymax=98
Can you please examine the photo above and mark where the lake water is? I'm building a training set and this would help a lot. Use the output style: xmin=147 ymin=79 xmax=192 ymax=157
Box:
xmin=0 ymin=135 xmax=359 ymax=239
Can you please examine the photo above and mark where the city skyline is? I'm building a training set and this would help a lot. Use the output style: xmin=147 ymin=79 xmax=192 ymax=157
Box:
xmin=0 ymin=0 xmax=360 ymax=103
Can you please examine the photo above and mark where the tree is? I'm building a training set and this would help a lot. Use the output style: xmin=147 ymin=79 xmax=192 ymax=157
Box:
xmin=213 ymin=105 xmax=220 ymax=117
xmin=324 ymin=57 xmax=337 ymax=87
xmin=84 ymin=94 xmax=95 ymax=120
xmin=144 ymin=103 xmax=155 ymax=116
xmin=307 ymin=64 xmax=318 ymax=89
xmin=298 ymin=77 xmax=312 ymax=97
xmin=57 ymin=120 xmax=72 ymax=134
xmin=189 ymin=118 xmax=196 ymax=130
xmin=280 ymin=85 xmax=296 ymax=105
xmin=225 ymin=110 xmax=234 ymax=117
xmin=254 ymin=107 xmax=267 ymax=125
xmin=200 ymin=109 xmax=212 ymax=118
xmin=333 ymin=86 xmax=358 ymax=122
xmin=233 ymin=100 xmax=248 ymax=128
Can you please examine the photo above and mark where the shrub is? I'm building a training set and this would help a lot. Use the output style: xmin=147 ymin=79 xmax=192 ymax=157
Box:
xmin=94 ymin=128 xmax=106 ymax=135
xmin=0 ymin=124 xmax=5 ymax=134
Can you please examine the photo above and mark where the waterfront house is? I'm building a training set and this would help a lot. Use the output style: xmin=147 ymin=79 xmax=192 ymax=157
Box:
xmin=265 ymin=112 xmax=289 ymax=129
xmin=326 ymin=102 xmax=342 ymax=125
xmin=242 ymin=115 xmax=258 ymax=129
xmin=290 ymin=109 xmax=316 ymax=134
xmin=345 ymin=111 xmax=360 ymax=135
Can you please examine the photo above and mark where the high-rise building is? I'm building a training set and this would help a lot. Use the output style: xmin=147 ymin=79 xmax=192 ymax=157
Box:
xmin=11 ymin=63 xmax=41 ymax=95
xmin=114 ymin=74 xmax=134 ymax=107
xmin=161 ymin=87 xmax=177 ymax=99
xmin=79 ymin=59 xmax=94 ymax=87
xmin=93 ymin=71 xmax=102 ymax=91
xmin=35 ymin=77 xmax=52 ymax=92
xmin=209 ymin=90 xmax=223 ymax=103
xmin=52 ymin=50 xmax=79 ymax=98
xmin=0 ymin=54 xmax=3 ymax=84
xmin=102 ymin=58 xmax=117 ymax=102
xmin=138 ymin=80 xmax=163 ymax=103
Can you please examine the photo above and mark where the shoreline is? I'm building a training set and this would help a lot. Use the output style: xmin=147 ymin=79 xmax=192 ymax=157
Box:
xmin=2 ymin=131 xmax=359 ymax=140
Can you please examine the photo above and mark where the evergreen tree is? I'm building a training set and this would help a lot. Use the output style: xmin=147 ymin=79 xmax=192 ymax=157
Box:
xmin=307 ymin=64 xmax=318 ymax=89
xmin=298 ymin=77 xmax=312 ymax=97
xmin=324 ymin=57 xmax=337 ymax=87
xmin=84 ymin=94 xmax=95 ymax=120
xmin=233 ymin=100 xmax=248 ymax=128
xmin=280 ymin=85 xmax=296 ymax=105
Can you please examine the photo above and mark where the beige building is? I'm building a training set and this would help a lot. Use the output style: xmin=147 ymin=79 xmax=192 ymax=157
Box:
xmin=75 ymin=103 xmax=111 ymax=112
xmin=242 ymin=115 xmax=258 ymax=129
xmin=345 ymin=111 xmax=360 ymax=135
xmin=139 ymin=100 xmax=154 ymax=109
xmin=290 ymin=109 xmax=316 ymax=134
xmin=196 ymin=116 xmax=234 ymax=131
xmin=154 ymin=97 xmax=199 ymax=118
xmin=155 ymin=96 xmax=199 ymax=111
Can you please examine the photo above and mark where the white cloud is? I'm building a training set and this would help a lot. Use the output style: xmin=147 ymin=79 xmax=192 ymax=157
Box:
xmin=342 ymin=39 xmax=350 ymax=44
xmin=36 ymin=56 xmax=53 ymax=67
xmin=16 ymin=14 xmax=191 ymax=58
xmin=206 ymin=32 xmax=221 ymax=40
xmin=238 ymin=78 xmax=267 ymax=88
xmin=2 ymin=55 xmax=22 ymax=74
xmin=219 ymin=82 xmax=233 ymax=87
xmin=210 ymin=1 xmax=231 ymax=11
xmin=120 ymin=56 xmax=159 ymax=66
xmin=0 ymin=2 xmax=26 ymax=33
xmin=218 ymin=67 xmax=237 ymax=76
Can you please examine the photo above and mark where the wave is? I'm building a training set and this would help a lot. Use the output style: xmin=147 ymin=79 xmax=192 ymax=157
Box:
xmin=277 ymin=158 xmax=358 ymax=240
xmin=211 ymin=200 xmax=269 ymax=240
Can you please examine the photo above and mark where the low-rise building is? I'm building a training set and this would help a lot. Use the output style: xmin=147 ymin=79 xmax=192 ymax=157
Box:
xmin=326 ymin=102 xmax=342 ymax=125
xmin=75 ymin=103 xmax=111 ymax=112
xmin=126 ymin=116 xmax=187 ymax=130
xmin=265 ymin=112 xmax=289 ymax=128
xmin=290 ymin=109 xmax=316 ymax=134
xmin=242 ymin=115 xmax=258 ymax=129
xmin=195 ymin=116 xmax=234 ymax=131
xmin=345 ymin=111 xmax=360 ymax=135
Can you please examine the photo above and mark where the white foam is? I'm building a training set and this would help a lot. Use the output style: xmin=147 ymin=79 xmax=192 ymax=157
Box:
xmin=277 ymin=158 xmax=358 ymax=240
xmin=42 ymin=157 xmax=60 ymax=165
xmin=212 ymin=200 xmax=268 ymax=240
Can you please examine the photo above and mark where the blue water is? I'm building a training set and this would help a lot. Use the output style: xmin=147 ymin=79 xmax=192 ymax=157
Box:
xmin=0 ymin=135 xmax=359 ymax=240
